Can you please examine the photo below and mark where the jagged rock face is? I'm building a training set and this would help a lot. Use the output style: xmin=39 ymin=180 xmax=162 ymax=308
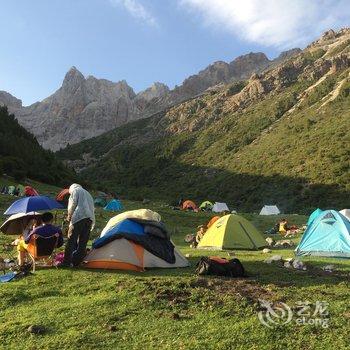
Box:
xmin=15 ymin=67 xmax=140 ymax=150
xmin=0 ymin=91 xmax=22 ymax=109
xmin=135 ymin=82 xmax=169 ymax=102
xmin=2 ymin=49 xmax=301 ymax=150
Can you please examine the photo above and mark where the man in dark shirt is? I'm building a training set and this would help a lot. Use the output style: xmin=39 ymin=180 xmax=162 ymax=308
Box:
xmin=16 ymin=212 xmax=63 ymax=266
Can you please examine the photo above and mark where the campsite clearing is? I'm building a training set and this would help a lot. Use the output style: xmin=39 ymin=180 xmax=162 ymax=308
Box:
xmin=0 ymin=179 xmax=350 ymax=350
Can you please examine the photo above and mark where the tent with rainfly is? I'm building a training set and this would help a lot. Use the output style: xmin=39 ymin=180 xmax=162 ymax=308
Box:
xmin=307 ymin=208 xmax=323 ymax=226
xmin=56 ymin=188 xmax=70 ymax=208
xmin=197 ymin=214 xmax=266 ymax=250
xmin=212 ymin=202 xmax=229 ymax=213
xmin=259 ymin=205 xmax=280 ymax=215
xmin=94 ymin=197 xmax=107 ymax=207
xmin=199 ymin=201 xmax=213 ymax=211
xmin=17 ymin=184 xmax=25 ymax=196
xmin=24 ymin=186 xmax=39 ymax=197
xmin=104 ymin=199 xmax=123 ymax=211
xmin=182 ymin=200 xmax=198 ymax=212
xmin=83 ymin=210 xmax=189 ymax=271
xmin=295 ymin=210 xmax=350 ymax=258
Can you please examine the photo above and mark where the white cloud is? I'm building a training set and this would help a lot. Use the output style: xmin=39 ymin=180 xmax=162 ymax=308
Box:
xmin=180 ymin=0 xmax=350 ymax=48
xmin=109 ymin=0 xmax=158 ymax=27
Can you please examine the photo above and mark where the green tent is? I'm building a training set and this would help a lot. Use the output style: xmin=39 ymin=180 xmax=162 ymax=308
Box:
xmin=8 ymin=186 xmax=15 ymax=195
xmin=94 ymin=197 xmax=107 ymax=207
xmin=17 ymin=184 xmax=25 ymax=196
xmin=198 ymin=214 xmax=266 ymax=250
xmin=199 ymin=201 xmax=214 ymax=211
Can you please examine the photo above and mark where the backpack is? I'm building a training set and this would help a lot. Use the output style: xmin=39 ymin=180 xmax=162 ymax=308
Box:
xmin=195 ymin=256 xmax=246 ymax=277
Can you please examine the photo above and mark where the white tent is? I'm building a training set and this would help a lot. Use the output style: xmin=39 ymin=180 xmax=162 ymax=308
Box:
xmin=212 ymin=202 xmax=229 ymax=213
xmin=340 ymin=209 xmax=350 ymax=221
xmin=259 ymin=205 xmax=280 ymax=215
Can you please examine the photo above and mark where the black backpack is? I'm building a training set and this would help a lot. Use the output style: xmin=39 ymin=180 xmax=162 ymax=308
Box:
xmin=195 ymin=256 xmax=246 ymax=277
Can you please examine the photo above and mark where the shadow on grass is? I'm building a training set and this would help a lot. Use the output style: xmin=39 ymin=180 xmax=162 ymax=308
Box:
xmin=70 ymin=252 xmax=350 ymax=290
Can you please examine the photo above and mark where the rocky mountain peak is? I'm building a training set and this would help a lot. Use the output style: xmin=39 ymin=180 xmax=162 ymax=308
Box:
xmin=136 ymin=82 xmax=170 ymax=102
xmin=62 ymin=66 xmax=85 ymax=91
xmin=230 ymin=52 xmax=270 ymax=79
xmin=0 ymin=91 xmax=22 ymax=109
xmin=276 ymin=48 xmax=302 ymax=61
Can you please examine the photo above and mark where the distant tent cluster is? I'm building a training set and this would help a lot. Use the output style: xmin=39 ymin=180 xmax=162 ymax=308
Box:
xmin=181 ymin=199 xmax=231 ymax=213
xmin=1 ymin=185 xmax=39 ymax=197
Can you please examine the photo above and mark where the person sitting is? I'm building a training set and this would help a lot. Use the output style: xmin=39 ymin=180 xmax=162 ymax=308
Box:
xmin=195 ymin=225 xmax=206 ymax=246
xmin=279 ymin=219 xmax=289 ymax=235
xmin=14 ymin=212 xmax=63 ymax=267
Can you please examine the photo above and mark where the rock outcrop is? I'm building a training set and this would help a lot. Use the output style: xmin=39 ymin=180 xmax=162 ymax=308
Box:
xmin=2 ymin=49 xmax=301 ymax=150
xmin=0 ymin=91 xmax=22 ymax=109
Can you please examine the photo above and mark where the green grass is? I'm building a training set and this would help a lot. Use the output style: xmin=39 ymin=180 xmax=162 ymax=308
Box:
xmin=0 ymin=178 xmax=350 ymax=349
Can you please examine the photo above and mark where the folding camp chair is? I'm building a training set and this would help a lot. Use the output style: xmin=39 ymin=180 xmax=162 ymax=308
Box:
xmin=26 ymin=233 xmax=59 ymax=272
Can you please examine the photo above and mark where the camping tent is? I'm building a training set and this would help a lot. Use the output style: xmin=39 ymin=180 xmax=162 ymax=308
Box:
xmin=340 ymin=209 xmax=350 ymax=221
xmin=17 ymin=184 xmax=25 ymax=196
xmin=84 ymin=238 xmax=189 ymax=271
xmin=197 ymin=214 xmax=266 ymax=250
xmin=307 ymin=208 xmax=323 ymax=226
xmin=296 ymin=210 xmax=350 ymax=258
xmin=24 ymin=186 xmax=39 ymax=196
xmin=83 ymin=212 xmax=189 ymax=271
xmin=56 ymin=188 xmax=69 ymax=202
xmin=8 ymin=186 xmax=15 ymax=195
xmin=259 ymin=205 xmax=280 ymax=215
xmin=182 ymin=200 xmax=198 ymax=211
xmin=56 ymin=188 xmax=70 ymax=207
xmin=104 ymin=199 xmax=123 ymax=211
xmin=94 ymin=197 xmax=107 ymax=207
xmin=212 ymin=202 xmax=229 ymax=213
xmin=199 ymin=201 xmax=213 ymax=211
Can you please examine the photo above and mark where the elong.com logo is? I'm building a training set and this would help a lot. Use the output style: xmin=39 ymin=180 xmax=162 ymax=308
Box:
xmin=258 ymin=299 xmax=329 ymax=328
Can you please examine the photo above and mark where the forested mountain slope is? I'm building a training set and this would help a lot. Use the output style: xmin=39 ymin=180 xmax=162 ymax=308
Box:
xmin=0 ymin=107 xmax=75 ymax=185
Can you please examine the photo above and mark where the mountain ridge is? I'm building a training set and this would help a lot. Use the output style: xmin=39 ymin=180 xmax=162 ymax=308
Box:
xmin=0 ymin=49 xmax=300 ymax=150
xmin=57 ymin=28 xmax=350 ymax=212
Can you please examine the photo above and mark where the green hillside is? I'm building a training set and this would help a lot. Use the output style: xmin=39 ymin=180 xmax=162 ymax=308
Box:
xmin=58 ymin=33 xmax=350 ymax=213
xmin=0 ymin=106 xmax=76 ymax=185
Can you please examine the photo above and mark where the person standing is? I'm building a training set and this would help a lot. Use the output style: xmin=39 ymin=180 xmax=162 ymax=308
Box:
xmin=61 ymin=184 xmax=95 ymax=267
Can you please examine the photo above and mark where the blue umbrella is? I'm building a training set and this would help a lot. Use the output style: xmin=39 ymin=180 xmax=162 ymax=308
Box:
xmin=4 ymin=196 xmax=64 ymax=215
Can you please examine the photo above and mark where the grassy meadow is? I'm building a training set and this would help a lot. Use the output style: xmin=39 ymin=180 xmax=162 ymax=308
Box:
xmin=0 ymin=178 xmax=349 ymax=350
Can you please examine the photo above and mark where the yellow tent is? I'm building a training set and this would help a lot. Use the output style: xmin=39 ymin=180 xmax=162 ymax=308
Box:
xmin=198 ymin=214 xmax=266 ymax=250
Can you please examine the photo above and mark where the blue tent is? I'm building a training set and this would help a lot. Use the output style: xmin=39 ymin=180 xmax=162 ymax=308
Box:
xmin=104 ymin=199 xmax=123 ymax=212
xmin=307 ymin=208 xmax=323 ymax=226
xmin=296 ymin=210 xmax=350 ymax=258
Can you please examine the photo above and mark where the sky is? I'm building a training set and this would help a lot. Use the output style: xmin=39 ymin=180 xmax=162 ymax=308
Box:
xmin=0 ymin=0 xmax=348 ymax=106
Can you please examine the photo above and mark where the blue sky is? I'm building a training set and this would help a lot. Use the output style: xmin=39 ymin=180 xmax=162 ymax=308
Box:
xmin=0 ymin=0 xmax=348 ymax=105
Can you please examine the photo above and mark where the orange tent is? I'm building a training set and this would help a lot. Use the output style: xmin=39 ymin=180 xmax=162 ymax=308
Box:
xmin=207 ymin=216 xmax=220 ymax=229
xmin=56 ymin=188 xmax=70 ymax=208
xmin=182 ymin=200 xmax=198 ymax=212
xmin=84 ymin=238 xmax=189 ymax=271
xmin=24 ymin=186 xmax=39 ymax=196
xmin=56 ymin=188 xmax=69 ymax=202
